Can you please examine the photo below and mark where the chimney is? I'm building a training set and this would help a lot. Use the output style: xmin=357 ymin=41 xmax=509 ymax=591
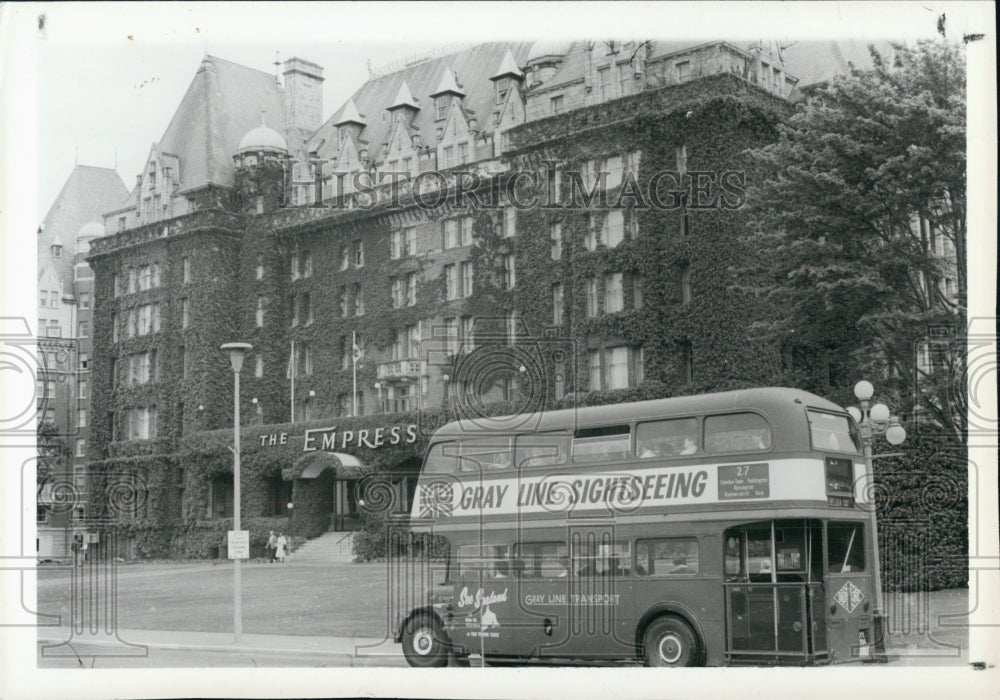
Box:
xmin=283 ymin=57 xmax=325 ymax=149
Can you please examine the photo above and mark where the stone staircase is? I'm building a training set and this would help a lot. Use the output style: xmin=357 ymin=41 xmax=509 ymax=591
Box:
xmin=288 ymin=531 xmax=356 ymax=563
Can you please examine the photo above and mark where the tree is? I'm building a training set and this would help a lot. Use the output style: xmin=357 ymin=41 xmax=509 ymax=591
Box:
xmin=739 ymin=40 xmax=966 ymax=439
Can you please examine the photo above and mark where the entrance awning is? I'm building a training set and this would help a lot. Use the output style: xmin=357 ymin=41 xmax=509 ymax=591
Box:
xmin=297 ymin=452 xmax=369 ymax=480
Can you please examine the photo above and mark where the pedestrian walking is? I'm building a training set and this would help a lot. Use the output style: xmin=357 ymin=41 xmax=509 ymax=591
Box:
xmin=267 ymin=530 xmax=278 ymax=563
xmin=276 ymin=533 xmax=288 ymax=563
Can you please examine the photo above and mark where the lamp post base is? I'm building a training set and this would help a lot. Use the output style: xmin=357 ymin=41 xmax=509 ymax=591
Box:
xmin=863 ymin=612 xmax=890 ymax=663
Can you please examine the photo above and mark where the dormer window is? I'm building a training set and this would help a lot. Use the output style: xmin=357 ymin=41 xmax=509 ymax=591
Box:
xmin=496 ymin=76 xmax=511 ymax=104
xmin=435 ymin=96 xmax=449 ymax=120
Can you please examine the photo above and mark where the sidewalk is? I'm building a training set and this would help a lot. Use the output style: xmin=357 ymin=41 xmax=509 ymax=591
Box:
xmin=37 ymin=627 xmax=405 ymax=666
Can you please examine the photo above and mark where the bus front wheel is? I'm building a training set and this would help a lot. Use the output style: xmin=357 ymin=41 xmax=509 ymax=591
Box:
xmin=643 ymin=617 xmax=698 ymax=667
xmin=402 ymin=615 xmax=449 ymax=668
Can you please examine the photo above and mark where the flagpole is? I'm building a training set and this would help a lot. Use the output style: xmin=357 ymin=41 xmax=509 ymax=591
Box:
xmin=352 ymin=330 xmax=358 ymax=416
xmin=416 ymin=321 xmax=422 ymax=413
xmin=290 ymin=339 xmax=296 ymax=423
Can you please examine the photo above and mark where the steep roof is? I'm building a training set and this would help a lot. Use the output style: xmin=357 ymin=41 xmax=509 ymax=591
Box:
xmin=38 ymin=165 xmax=128 ymax=293
xmin=312 ymin=42 xmax=533 ymax=164
xmin=533 ymin=39 xmax=892 ymax=95
xmin=536 ymin=41 xmax=706 ymax=93
xmin=157 ymin=55 xmax=286 ymax=192
xmin=780 ymin=39 xmax=893 ymax=88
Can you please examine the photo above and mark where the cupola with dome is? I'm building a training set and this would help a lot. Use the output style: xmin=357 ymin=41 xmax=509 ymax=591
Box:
xmin=236 ymin=114 xmax=288 ymax=157
xmin=76 ymin=221 xmax=106 ymax=254
xmin=524 ymin=40 xmax=572 ymax=88
xmin=233 ymin=113 xmax=291 ymax=213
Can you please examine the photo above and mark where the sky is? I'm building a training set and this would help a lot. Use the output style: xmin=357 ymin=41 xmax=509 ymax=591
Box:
xmin=35 ymin=34 xmax=440 ymax=220
xmin=23 ymin=1 xmax=988 ymax=221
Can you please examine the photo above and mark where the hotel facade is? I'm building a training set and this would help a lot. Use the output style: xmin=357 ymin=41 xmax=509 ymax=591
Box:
xmin=82 ymin=40 xmax=892 ymax=558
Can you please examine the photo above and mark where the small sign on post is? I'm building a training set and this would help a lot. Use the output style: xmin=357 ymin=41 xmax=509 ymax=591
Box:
xmin=228 ymin=530 xmax=250 ymax=560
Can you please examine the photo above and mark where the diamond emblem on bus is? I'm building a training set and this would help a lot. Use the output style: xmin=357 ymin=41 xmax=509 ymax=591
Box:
xmin=835 ymin=581 xmax=864 ymax=613
xmin=419 ymin=481 xmax=454 ymax=518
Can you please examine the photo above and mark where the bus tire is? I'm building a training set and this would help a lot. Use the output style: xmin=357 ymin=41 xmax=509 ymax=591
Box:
xmin=643 ymin=617 xmax=699 ymax=667
xmin=401 ymin=614 xmax=449 ymax=668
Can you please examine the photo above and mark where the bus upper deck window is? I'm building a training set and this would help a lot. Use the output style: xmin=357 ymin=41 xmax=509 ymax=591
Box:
xmin=424 ymin=442 xmax=460 ymax=473
xmin=515 ymin=434 xmax=571 ymax=469
xmin=704 ymin=413 xmax=772 ymax=453
xmin=458 ymin=436 xmax=513 ymax=472
xmin=572 ymin=425 xmax=631 ymax=463
xmin=636 ymin=418 xmax=698 ymax=458
xmin=808 ymin=410 xmax=862 ymax=453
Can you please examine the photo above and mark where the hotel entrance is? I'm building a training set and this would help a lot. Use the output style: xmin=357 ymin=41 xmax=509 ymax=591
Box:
xmin=293 ymin=452 xmax=420 ymax=533
xmin=332 ymin=478 xmax=360 ymax=531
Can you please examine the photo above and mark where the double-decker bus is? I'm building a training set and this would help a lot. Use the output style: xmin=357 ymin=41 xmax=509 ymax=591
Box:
xmin=395 ymin=388 xmax=882 ymax=667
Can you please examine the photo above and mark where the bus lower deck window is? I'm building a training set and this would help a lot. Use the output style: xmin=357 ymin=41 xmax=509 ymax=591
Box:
xmin=636 ymin=538 xmax=699 ymax=575
xmin=572 ymin=540 xmax=631 ymax=577
xmin=457 ymin=544 xmax=510 ymax=578
xmin=513 ymin=542 xmax=568 ymax=578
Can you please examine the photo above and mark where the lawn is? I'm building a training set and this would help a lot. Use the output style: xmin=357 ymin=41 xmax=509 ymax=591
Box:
xmin=883 ymin=587 xmax=969 ymax=656
xmin=36 ymin=559 xmax=444 ymax=638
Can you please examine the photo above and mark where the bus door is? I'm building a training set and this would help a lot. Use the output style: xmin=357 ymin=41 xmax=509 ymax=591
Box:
xmin=562 ymin=530 xmax=636 ymax=660
xmin=824 ymin=521 xmax=874 ymax=662
xmin=723 ymin=520 xmax=826 ymax=663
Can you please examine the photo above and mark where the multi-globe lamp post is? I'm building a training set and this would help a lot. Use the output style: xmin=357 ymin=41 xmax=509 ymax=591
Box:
xmin=221 ymin=342 xmax=252 ymax=644
xmin=847 ymin=380 xmax=906 ymax=662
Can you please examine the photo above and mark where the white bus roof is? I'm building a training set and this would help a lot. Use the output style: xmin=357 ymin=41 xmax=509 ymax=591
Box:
xmin=432 ymin=387 xmax=845 ymax=440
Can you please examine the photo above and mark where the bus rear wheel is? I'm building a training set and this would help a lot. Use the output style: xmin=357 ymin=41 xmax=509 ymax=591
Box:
xmin=643 ymin=617 xmax=698 ymax=667
xmin=402 ymin=615 xmax=449 ymax=668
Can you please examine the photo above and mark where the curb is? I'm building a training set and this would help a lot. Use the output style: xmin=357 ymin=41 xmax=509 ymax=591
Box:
xmin=36 ymin=633 xmax=405 ymax=665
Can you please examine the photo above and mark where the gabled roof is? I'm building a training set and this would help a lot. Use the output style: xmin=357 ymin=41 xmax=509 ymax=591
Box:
xmin=38 ymin=164 xmax=128 ymax=293
xmin=430 ymin=66 xmax=466 ymax=97
xmin=157 ymin=54 xmax=286 ymax=192
xmin=490 ymin=49 xmax=524 ymax=80
xmin=311 ymin=42 xmax=533 ymax=165
xmin=388 ymin=80 xmax=421 ymax=111
xmin=334 ymin=98 xmax=367 ymax=127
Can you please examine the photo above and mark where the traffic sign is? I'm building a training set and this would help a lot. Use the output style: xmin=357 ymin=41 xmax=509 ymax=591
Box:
xmin=228 ymin=530 xmax=250 ymax=559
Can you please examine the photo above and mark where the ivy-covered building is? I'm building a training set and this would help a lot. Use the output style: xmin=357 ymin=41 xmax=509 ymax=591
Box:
xmin=85 ymin=40 xmax=877 ymax=559
xmin=36 ymin=165 xmax=128 ymax=559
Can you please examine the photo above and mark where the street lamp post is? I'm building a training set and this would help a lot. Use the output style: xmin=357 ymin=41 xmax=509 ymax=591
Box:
xmin=221 ymin=342 xmax=252 ymax=645
xmin=849 ymin=379 xmax=906 ymax=663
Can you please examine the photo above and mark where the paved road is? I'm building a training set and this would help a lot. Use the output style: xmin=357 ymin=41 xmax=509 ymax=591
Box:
xmin=36 ymin=626 xmax=967 ymax=669
xmin=36 ymin=627 xmax=407 ymax=668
